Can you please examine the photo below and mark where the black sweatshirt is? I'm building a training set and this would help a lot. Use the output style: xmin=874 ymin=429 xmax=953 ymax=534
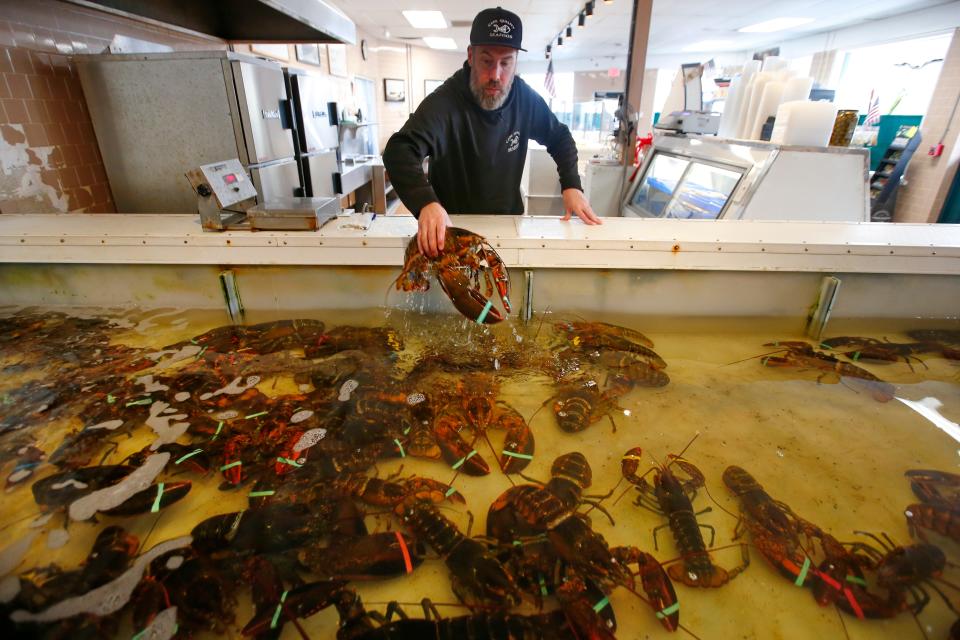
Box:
xmin=382 ymin=62 xmax=582 ymax=217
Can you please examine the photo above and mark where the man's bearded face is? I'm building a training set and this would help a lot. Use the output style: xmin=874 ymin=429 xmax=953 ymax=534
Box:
xmin=469 ymin=46 xmax=517 ymax=110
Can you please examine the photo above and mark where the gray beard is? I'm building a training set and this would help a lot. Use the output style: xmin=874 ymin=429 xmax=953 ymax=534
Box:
xmin=470 ymin=70 xmax=513 ymax=110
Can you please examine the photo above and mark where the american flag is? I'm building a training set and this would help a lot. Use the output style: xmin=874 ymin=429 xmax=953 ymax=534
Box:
xmin=865 ymin=89 xmax=881 ymax=127
xmin=544 ymin=59 xmax=556 ymax=99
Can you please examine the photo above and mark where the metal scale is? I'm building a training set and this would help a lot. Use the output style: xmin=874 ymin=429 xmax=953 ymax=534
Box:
xmin=186 ymin=158 xmax=340 ymax=232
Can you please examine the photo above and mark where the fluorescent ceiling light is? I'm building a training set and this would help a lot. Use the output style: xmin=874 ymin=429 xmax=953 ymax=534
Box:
xmin=403 ymin=10 xmax=447 ymax=29
xmin=423 ymin=37 xmax=457 ymax=50
xmin=738 ymin=17 xmax=814 ymax=33
xmin=683 ymin=40 xmax=734 ymax=51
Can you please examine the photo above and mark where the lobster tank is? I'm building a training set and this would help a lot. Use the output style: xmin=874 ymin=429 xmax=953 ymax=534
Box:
xmin=1 ymin=213 xmax=959 ymax=639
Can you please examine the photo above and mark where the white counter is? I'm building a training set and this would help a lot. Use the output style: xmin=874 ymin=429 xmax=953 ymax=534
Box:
xmin=1 ymin=214 xmax=959 ymax=275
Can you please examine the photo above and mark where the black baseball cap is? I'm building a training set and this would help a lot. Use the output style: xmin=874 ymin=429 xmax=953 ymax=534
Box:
xmin=470 ymin=7 xmax=526 ymax=52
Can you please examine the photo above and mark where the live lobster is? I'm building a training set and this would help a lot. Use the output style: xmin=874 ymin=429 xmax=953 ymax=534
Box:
xmin=394 ymin=227 xmax=511 ymax=324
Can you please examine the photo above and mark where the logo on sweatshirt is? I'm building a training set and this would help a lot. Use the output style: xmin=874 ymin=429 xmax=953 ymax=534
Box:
xmin=506 ymin=130 xmax=520 ymax=153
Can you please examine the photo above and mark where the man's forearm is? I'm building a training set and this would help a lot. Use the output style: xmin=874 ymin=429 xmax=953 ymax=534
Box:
xmin=382 ymin=132 xmax=441 ymax=219
xmin=545 ymin=130 xmax=582 ymax=192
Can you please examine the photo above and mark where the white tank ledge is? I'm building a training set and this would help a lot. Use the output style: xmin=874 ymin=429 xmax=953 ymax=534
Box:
xmin=0 ymin=213 xmax=958 ymax=275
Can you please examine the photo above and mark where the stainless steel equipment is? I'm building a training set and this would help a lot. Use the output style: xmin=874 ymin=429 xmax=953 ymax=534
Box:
xmin=186 ymin=158 xmax=339 ymax=231
xmin=77 ymin=51 xmax=303 ymax=213
xmin=286 ymin=68 xmax=340 ymax=198
xmin=66 ymin=0 xmax=356 ymax=44
xmin=246 ymin=198 xmax=340 ymax=231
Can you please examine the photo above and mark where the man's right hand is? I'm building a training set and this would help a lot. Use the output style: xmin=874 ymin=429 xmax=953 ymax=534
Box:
xmin=418 ymin=202 xmax=452 ymax=258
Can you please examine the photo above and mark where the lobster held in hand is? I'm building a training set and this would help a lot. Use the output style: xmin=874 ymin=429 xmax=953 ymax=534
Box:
xmin=394 ymin=227 xmax=511 ymax=324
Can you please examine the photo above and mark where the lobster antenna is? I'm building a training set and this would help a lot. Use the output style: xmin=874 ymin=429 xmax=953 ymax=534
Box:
xmin=365 ymin=599 xmax=469 ymax=609
xmin=285 ymin=611 xmax=311 ymax=640
xmin=138 ymin=511 xmax=165 ymax=555
xmin=531 ymin=305 xmax=553 ymax=342
xmin=700 ymin=482 xmax=740 ymax=521
xmin=833 ymin=604 xmax=852 ymax=640
xmin=909 ymin=606 xmax=930 ymax=640
xmin=668 ymin=431 xmax=701 ymax=468
xmin=527 ymin=394 xmax=552 ymax=425
xmin=0 ymin=511 xmax=41 ymax=533
xmin=646 ymin=447 xmax=665 ymax=470
xmin=610 ymin=482 xmax=634 ymax=507
xmin=722 ymin=348 xmax=786 ymax=367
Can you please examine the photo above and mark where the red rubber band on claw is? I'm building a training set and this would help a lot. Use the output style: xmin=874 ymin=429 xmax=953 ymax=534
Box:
xmin=817 ymin=570 xmax=842 ymax=591
xmin=843 ymin=587 xmax=865 ymax=619
xmin=395 ymin=531 xmax=413 ymax=574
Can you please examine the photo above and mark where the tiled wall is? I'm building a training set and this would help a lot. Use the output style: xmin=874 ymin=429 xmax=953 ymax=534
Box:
xmin=896 ymin=28 xmax=960 ymax=222
xmin=0 ymin=0 xmax=224 ymax=213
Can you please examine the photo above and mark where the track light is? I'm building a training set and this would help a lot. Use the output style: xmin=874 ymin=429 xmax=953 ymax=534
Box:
xmin=557 ymin=36 xmax=563 ymax=47
xmin=566 ymin=25 xmax=573 ymax=39
xmin=603 ymin=0 xmax=612 ymax=4
xmin=545 ymin=45 xmax=551 ymax=59
xmin=585 ymin=2 xmax=594 ymax=18
xmin=578 ymin=12 xmax=585 ymax=27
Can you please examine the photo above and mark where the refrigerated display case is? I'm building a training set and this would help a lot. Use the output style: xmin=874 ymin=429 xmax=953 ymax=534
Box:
xmin=623 ymin=133 xmax=870 ymax=221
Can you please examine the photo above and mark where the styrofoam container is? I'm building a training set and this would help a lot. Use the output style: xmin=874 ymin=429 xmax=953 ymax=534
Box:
xmin=770 ymin=100 xmax=840 ymax=146
xmin=749 ymin=81 xmax=784 ymax=140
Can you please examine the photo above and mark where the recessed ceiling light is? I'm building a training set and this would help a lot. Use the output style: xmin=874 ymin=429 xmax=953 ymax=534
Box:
xmin=403 ymin=10 xmax=447 ymax=29
xmin=683 ymin=40 xmax=734 ymax=51
xmin=738 ymin=17 xmax=814 ymax=33
xmin=423 ymin=37 xmax=457 ymax=50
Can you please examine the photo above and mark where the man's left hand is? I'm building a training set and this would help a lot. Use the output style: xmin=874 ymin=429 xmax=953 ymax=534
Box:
xmin=561 ymin=188 xmax=602 ymax=225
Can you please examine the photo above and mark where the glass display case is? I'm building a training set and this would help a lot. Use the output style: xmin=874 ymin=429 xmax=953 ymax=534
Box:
xmin=623 ymin=134 xmax=870 ymax=221
xmin=629 ymin=152 xmax=746 ymax=219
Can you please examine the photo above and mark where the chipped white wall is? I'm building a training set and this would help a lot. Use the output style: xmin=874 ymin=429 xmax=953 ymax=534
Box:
xmin=1 ymin=124 xmax=70 ymax=212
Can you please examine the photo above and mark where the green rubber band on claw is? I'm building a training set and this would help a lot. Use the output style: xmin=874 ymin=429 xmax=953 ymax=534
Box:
xmin=475 ymin=300 xmax=494 ymax=325
xmin=393 ymin=439 xmax=405 ymax=458
xmin=656 ymin=602 xmax=680 ymax=619
xmin=451 ymin=449 xmax=478 ymax=470
xmin=150 ymin=483 xmax=165 ymax=513
xmin=538 ymin=573 xmax=548 ymax=596
xmin=211 ymin=420 xmax=224 ymax=441
xmin=126 ymin=398 xmax=152 ymax=406
xmin=794 ymin=557 xmax=811 ymax=587
xmin=249 ymin=490 xmax=275 ymax=498
xmin=270 ymin=590 xmax=289 ymax=629
xmin=276 ymin=457 xmax=303 ymax=468
xmin=592 ymin=596 xmax=610 ymax=613
xmin=501 ymin=450 xmax=533 ymax=460
xmin=245 ymin=411 xmax=268 ymax=419
xmin=444 ymin=486 xmax=457 ymax=498
xmin=846 ymin=575 xmax=868 ymax=587
xmin=175 ymin=448 xmax=204 ymax=465
xmin=220 ymin=460 xmax=242 ymax=471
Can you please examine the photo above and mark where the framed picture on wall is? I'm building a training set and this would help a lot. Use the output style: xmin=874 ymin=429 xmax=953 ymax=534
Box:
xmin=250 ymin=43 xmax=290 ymax=61
xmin=384 ymin=78 xmax=406 ymax=102
xmin=295 ymin=44 xmax=321 ymax=65
xmin=424 ymin=79 xmax=443 ymax=96
xmin=327 ymin=44 xmax=348 ymax=77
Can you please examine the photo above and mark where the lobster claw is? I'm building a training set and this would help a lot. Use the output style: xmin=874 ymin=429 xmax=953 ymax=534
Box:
xmin=436 ymin=268 xmax=504 ymax=325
